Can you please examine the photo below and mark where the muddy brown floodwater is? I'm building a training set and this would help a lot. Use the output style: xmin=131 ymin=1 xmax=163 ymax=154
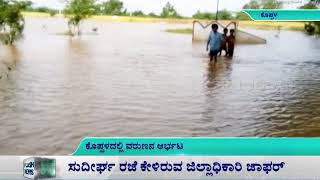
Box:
xmin=0 ymin=17 xmax=320 ymax=155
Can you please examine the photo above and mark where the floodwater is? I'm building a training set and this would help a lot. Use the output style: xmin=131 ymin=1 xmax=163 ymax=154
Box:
xmin=0 ymin=17 xmax=319 ymax=154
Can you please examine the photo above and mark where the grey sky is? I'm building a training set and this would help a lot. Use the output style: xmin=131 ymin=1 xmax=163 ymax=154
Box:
xmin=30 ymin=0 xmax=307 ymax=17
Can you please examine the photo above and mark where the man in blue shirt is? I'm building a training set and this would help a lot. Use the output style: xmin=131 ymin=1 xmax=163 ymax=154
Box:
xmin=206 ymin=24 xmax=222 ymax=62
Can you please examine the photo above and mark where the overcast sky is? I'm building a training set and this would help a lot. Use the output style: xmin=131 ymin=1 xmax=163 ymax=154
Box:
xmin=30 ymin=0 xmax=307 ymax=17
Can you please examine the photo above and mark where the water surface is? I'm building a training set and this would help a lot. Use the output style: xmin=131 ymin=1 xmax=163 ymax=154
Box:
xmin=0 ymin=17 xmax=320 ymax=154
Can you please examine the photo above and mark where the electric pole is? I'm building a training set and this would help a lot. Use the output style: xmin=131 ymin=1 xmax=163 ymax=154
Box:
xmin=215 ymin=0 xmax=219 ymax=21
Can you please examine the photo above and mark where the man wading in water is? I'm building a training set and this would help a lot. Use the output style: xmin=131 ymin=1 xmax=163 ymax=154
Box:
xmin=206 ymin=24 xmax=222 ymax=63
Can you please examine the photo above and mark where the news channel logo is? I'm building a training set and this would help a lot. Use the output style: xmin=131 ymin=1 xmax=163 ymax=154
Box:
xmin=23 ymin=157 xmax=56 ymax=179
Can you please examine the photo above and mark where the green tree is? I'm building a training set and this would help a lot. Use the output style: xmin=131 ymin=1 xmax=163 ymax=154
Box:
xmin=160 ymin=2 xmax=180 ymax=18
xmin=97 ymin=0 xmax=125 ymax=15
xmin=0 ymin=0 xmax=29 ymax=44
xmin=148 ymin=12 xmax=158 ymax=17
xmin=192 ymin=11 xmax=215 ymax=20
xmin=0 ymin=0 xmax=6 ymax=28
xmin=243 ymin=0 xmax=282 ymax=10
xmin=131 ymin=10 xmax=145 ymax=17
xmin=235 ymin=12 xmax=251 ymax=20
xmin=25 ymin=6 xmax=59 ymax=16
xmin=192 ymin=10 xmax=232 ymax=20
xmin=261 ymin=0 xmax=283 ymax=9
xmin=18 ymin=0 xmax=32 ymax=10
xmin=299 ymin=0 xmax=318 ymax=9
xmin=64 ymin=0 xmax=96 ymax=35
xmin=217 ymin=9 xmax=232 ymax=20
xmin=243 ymin=0 xmax=260 ymax=9
xmin=49 ymin=10 xmax=58 ymax=17
xmin=299 ymin=3 xmax=318 ymax=9
xmin=34 ymin=7 xmax=51 ymax=13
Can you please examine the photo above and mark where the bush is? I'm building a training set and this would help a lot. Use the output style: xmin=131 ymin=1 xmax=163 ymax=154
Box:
xmin=0 ymin=0 xmax=29 ymax=44
xmin=64 ymin=0 xmax=96 ymax=35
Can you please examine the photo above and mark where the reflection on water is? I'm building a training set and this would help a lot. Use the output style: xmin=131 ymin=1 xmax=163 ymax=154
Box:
xmin=0 ymin=17 xmax=320 ymax=154
xmin=0 ymin=45 xmax=20 ymax=79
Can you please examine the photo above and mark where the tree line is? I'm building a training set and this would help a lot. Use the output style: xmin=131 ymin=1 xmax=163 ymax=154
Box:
xmin=18 ymin=0 xmax=320 ymax=21
xmin=0 ymin=0 xmax=319 ymax=45
xmin=23 ymin=0 xmax=299 ymax=20
xmin=54 ymin=0 xmax=320 ymax=35
xmin=22 ymin=0 xmax=284 ymax=20
xmin=26 ymin=0 xmax=183 ymax=18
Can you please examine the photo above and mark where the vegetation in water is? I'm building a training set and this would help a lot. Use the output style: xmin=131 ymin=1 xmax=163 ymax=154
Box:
xmin=63 ymin=0 xmax=96 ymax=36
xmin=0 ymin=0 xmax=30 ymax=45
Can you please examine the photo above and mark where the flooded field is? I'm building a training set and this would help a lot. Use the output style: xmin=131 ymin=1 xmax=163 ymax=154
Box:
xmin=0 ymin=17 xmax=320 ymax=154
